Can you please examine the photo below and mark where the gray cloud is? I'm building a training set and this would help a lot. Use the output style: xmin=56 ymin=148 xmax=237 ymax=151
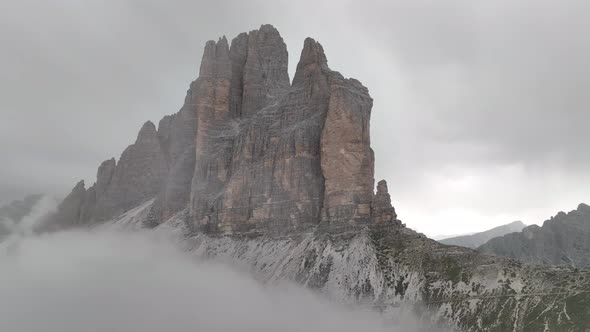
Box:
xmin=1 ymin=0 xmax=589 ymax=235
xmin=0 ymin=226 xmax=434 ymax=331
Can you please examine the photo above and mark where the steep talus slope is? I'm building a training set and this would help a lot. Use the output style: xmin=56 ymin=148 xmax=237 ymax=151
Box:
xmin=42 ymin=25 xmax=590 ymax=331
xmin=440 ymin=221 xmax=526 ymax=248
xmin=479 ymin=204 xmax=590 ymax=268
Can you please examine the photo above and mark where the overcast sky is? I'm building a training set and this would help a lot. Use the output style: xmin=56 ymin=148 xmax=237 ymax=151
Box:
xmin=2 ymin=0 xmax=589 ymax=236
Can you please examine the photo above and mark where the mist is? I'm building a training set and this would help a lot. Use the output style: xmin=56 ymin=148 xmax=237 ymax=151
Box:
xmin=0 ymin=223 xmax=435 ymax=332
xmin=0 ymin=195 xmax=58 ymax=237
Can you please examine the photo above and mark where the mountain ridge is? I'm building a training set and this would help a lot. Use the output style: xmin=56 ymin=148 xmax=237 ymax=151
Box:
xmin=38 ymin=25 xmax=590 ymax=331
xmin=439 ymin=220 xmax=526 ymax=248
xmin=479 ymin=203 xmax=590 ymax=268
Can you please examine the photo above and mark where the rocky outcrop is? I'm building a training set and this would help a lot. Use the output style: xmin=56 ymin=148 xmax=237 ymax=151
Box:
xmin=479 ymin=204 xmax=590 ymax=267
xmin=48 ymin=120 xmax=171 ymax=227
xmin=95 ymin=158 xmax=116 ymax=196
xmin=439 ymin=220 xmax=526 ymax=248
xmin=186 ymin=29 xmax=380 ymax=235
xmin=145 ymin=84 xmax=199 ymax=226
xmin=320 ymin=53 xmax=374 ymax=223
xmin=50 ymin=25 xmax=391 ymax=234
xmin=371 ymin=180 xmax=398 ymax=224
xmin=51 ymin=180 xmax=87 ymax=228
xmin=91 ymin=121 xmax=168 ymax=221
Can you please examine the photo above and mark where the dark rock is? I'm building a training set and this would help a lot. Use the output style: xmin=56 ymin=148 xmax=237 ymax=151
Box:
xmin=479 ymin=205 xmax=590 ymax=267
xmin=371 ymin=180 xmax=398 ymax=224
xmin=51 ymin=25 xmax=391 ymax=235
xmin=93 ymin=121 xmax=168 ymax=221
xmin=51 ymin=180 xmax=87 ymax=228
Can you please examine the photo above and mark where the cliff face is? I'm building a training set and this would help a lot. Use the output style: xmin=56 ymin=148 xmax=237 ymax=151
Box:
xmin=479 ymin=204 xmax=590 ymax=268
xmin=48 ymin=25 xmax=389 ymax=235
xmin=189 ymin=32 xmax=374 ymax=234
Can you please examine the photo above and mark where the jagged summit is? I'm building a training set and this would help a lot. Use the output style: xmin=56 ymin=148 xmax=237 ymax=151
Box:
xmin=292 ymin=37 xmax=328 ymax=85
xmin=136 ymin=121 xmax=158 ymax=143
xmin=48 ymin=24 xmax=397 ymax=235
xmin=479 ymin=203 xmax=590 ymax=267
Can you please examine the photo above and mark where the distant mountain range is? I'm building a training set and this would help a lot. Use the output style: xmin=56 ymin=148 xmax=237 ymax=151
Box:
xmin=432 ymin=233 xmax=473 ymax=241
xmin=479 ymin=203 xmax=590 ymax=268
xmin=439 ymin=221 xmax=526 ymax=248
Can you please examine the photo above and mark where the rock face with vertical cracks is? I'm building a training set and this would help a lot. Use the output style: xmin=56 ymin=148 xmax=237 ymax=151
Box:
xmin=188 ymin=28 xmax=378 ymax=235
xmin=46 ymin=24 xmax=400 ymax=235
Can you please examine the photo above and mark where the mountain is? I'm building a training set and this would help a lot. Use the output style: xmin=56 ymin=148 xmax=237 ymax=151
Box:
xmin=433 ymin=233 xmax=473 ymax=241
xmin=0 ymin=194 xmax=42 ymax=237
xmin=43 ymin=25 xmax=590 ymax=331
xmin=479 ymin=204 xmax=590 ymax=268
xmin=439 ymin=221 xmax=526 ymax=248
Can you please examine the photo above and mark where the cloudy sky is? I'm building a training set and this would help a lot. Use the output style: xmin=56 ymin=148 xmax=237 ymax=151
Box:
xmin=2 ymin=0 xmax=589 ymax=236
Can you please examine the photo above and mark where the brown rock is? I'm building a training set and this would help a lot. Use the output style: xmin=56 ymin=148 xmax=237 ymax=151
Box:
xmin=53 ymin=25 xmax=386 ymax=235
xmin=188 ymin=29 xmax=376 ymax=234
xmin=320 ymin=72 xmax=374 ymax=223
xmin=371 ymin=180 xmax=398 ymax=224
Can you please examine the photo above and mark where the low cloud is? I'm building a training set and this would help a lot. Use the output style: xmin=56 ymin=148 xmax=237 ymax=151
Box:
xmin=0 ymin=225 xmax=438 ymax=332
xmin=1 ymin=195 xmax=58 ymax=238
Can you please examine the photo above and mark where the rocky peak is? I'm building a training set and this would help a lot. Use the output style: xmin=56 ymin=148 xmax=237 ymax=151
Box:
xmin=371 ymin=180 xmax=398 ymax=224
xmin=136 ymin=121 xmax=159 ymax=144
xmin=376 ymin=179 xmax=389 ymax=195
xmin=240 ymin=24 xmax=290 ymax=116
xmin=577 ymin=203 xmax=590 ymax=214
xmin=82 ymin=120 xmax=168 ymax=222
xmin=96 ymin=158 xmax=116 ymax=196
xmin=49 ymin=180 xmax=87 ymax=229
xmin=292 ymin=38 xmax=328 ymax=86
xmin=199 ymin=37 xmax=231 ymax=79
xmin=50 ymin=25 xmax=387 ymax=235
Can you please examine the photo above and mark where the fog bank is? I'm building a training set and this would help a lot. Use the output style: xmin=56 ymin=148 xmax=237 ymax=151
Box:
xmin=0 ymin=225 xmax=437 ymax=332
